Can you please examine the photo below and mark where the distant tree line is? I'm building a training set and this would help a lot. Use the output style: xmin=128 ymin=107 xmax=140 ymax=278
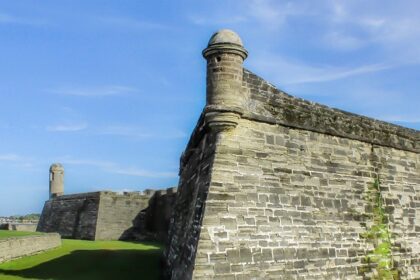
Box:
xmin=8 ymin=213 xmax=40 ymax=222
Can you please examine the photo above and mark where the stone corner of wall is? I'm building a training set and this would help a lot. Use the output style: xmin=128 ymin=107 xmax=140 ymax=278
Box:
xmin=179 ymin=112 xmax=208 ymax=174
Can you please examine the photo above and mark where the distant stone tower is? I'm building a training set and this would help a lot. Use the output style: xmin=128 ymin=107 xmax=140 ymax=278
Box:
xmin=202 ymin=29 xmax=248 ymax=131
xmin=49 ymin=163 xmax=64 ymax=198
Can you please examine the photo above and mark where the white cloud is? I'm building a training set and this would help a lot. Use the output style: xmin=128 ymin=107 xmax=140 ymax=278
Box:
xmin=96 ymin=16 xmax=168 ymax=30
xmin=0 ymin=185 xmax=45 ymax=192
xmin=113 ymin=167 xmax=177 ymax=178
xmin=0 ymin=153 xmax=39 ymax=170
xmin=374 ymin=115 xmax=420 ymax=124
xmin=188 ymin=14 xmax=246 ymax=26
xmin=97 ymin=125 xmax=187 ymax=139
xmin=190 ymin=1 xmax=420 ymax=65
xmin=45 ymin=122 xmax=186 ymax=138
xmin=98 ymin=125 xmax=153 ymax=139
xmin=48 ymin=85 xmax=136 ymax=97
xmin=188 ymin=0 xmax=308 ymax=30
xmin=46 ymin=122 xmax=88 ymax=132
xmin=250 ymin=53 xmax=392 ymax=85
xmin=0 ymin=154 xmax=22 ymax=161
xmin=61 ymin=157 xmax=177 ymax=178
xmin=247 ymin=0 xmax=309 ymax=28
xmin=60 ymin=158 xmax=115 ymax=168
xmin=321 ymin=1 xmax=420 ymax=62
xmin=323 ymin=31 xmax=367 ymax=51
xmin=0 ymin=13 xmax=47 ymax=26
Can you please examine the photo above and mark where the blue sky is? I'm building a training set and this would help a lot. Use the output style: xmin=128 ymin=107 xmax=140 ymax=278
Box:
xmin=0 ymin=0 xmax=419 ymax=216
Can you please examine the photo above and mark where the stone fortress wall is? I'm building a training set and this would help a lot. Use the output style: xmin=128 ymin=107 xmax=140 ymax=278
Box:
xmin=96 ymin=188 xmax=177 ymax=241
xmin=164 ymin=30 xmax=420 ymax=279
xmin=37 ymin=187 xmax=177 ymax=241
xmin=0 ymin=223 xmax=37 ymax=232
xmin=35 ymin=29 xmax=419 ymax=280
xmin=37 ymin=192 xmax=101 ymax=240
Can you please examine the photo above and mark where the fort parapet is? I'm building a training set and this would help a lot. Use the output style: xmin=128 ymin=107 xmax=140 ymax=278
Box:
xmin=37 ymin=188 xmax=177 ymax=241
xmin=164 ymin=30 xmax=420 ymax=279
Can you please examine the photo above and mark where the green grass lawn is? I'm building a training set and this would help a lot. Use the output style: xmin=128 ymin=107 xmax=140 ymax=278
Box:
xmin=0 ymin=239 xmax=163 ymax=280
xmin=0 ymin=230 xmax=43 ymax=239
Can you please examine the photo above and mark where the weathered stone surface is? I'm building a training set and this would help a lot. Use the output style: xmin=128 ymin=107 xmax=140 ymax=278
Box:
xmin=1 ymin=223 xmax=37 ymax=232
xmin=242 ymin=70 xmax=418 ymax=153
xmin=0 ymin=233 xmax=61 ymax=263
xmin=164 ymin=30 xmax=420 ymax=279
xmin=164 ymin=117 xmax=218 ymax=280
xmin=37 ymin=192 xmax=101 ymax=240
xmin=49 ymin=163 xmax=64 ymax=198
xmin=37 ymin=189 xmax=177 ymax=241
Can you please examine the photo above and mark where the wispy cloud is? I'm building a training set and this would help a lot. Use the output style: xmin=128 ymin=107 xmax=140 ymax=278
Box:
xmin=0 ymin=154 xmax=22 ymax=161
xmin=46 ymin=122 xmax=88 ymax=132
xmin=320 ymin=1 xmax=420 ymax=62
xmin=47 ymin=85 xmax=136 ymax=97
xmin=96 ymin=16 xmax=168 ymax=30
xmin=97 ymin=125 xmax=187 ymax=140
xmin=246 ymin=0 xmax=310 ymax=29
xmin=188 ymin=14 xmax=246 ymax=26
xmin=61 ymin=157 xmax=177 ymax=178
xmin=374 ymin=115 xmax=420 ymax=124
xmin=0 ymin=153 xmax=38 ymax=169
xmin=291 ymin=63 xmax=390 ymax=84
xmin=251 ymin=53 xmax=392 ymax=85
xmin=188 ymin=0 xmax=310 ymax=29
xmin=0 ymin=13 xmax=47 ymax=26
xmin=99 ymin=125 xmax=153 ymax=139
xmin=44 ymin=122 xmax=187 ymax=138
xmin=61 ymin=158 xmax=115 ymax=168
xmin=113 ymin=167 xmax=177 ymax=178
xmin=189 ymin=0 xmax=420 ymax=65
xmin=323 ymin=31 xmax=367 ymax=51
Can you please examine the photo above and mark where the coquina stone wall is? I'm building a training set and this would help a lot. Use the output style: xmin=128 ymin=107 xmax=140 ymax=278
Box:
xmin=95 ymin=190 xmax=177 ymax=241
xmin=164 ymin=30 xmax=420 ymax=279
xmin=165 ymin=115 xmax=218 ymax=278
xmin=37 ymin=192 xmax=101 ymax=239
xmin=38 ymin=189 xmax=177 ymax=241
xmin=0 ymin=233 xmax=61 ymax=263
xmin=94 ymin=191 xmax=152 ymax=240
xmin=139 ymin=187 xmax=178 ymax=242
xmin=2 ymin=223 xmax=37 ymax=232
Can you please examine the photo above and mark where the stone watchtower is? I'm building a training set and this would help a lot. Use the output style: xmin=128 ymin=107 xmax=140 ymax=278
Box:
xmin=202 ymin=29 xmax=248 ymax=131
xmin=49 ymin=163 xmax=64 ymax=198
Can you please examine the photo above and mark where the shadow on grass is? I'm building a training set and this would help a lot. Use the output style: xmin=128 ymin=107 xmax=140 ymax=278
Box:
xmin=0 ymin=248 xmax=163 ymax=280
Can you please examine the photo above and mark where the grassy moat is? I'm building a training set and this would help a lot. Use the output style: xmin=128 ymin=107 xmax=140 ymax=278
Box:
xmin=0 ymin=238 xmax=163 ymax=280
